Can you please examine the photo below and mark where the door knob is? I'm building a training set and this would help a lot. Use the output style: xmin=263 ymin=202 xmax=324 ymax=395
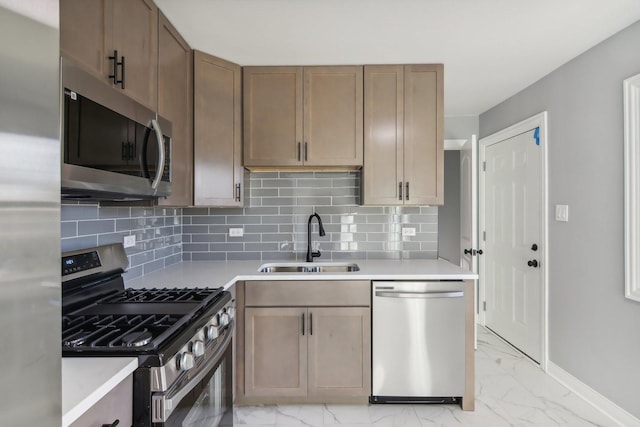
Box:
xmin=527 ymin=260 xmax=539 ymax=268
xmin=531 ymin=244 xmax=538 ymax=251
xmin=477 ymin=249 xmax=483 ymax=255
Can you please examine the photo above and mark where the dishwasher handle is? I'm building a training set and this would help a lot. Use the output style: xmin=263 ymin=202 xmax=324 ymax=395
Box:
xmin=375 ymin=290 xmax=464 ymax=299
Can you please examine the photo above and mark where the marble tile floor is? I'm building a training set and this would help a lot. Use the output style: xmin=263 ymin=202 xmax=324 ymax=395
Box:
xmin=233 ymin=326 xmax=616 ymax=426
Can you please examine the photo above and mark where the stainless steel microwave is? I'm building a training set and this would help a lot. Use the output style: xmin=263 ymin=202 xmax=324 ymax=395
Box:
xmin=61 ymin=58 xmax=171 ymax=200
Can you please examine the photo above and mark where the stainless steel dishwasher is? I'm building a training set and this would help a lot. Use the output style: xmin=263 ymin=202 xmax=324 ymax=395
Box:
xmin=370 ymin=281 xmax=465 ymax=404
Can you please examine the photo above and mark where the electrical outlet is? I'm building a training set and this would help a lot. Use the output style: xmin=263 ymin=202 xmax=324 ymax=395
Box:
xmin=402 ymin=227 xmax=416 ymax=237
xmin=123 ymin=235 xmax=136 ymax=248
xmin=229 ymin=228 xmax=244 ymax=237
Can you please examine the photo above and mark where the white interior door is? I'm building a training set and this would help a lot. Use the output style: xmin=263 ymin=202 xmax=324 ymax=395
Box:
xmin=483 ymin=128 xmax=543 ymax=362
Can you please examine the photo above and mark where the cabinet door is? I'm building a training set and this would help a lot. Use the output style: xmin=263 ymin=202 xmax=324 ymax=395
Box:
xmin=243 ymin=67 xmax=303 ymax=167
xmin=363 ymin=65 xmax=404 ymax=205
xmin=110 ymin=0 xmax=158 ymax=109
xmin=307 ymin=307 xmax=371 ymax=398
xmin=245 ymin=307 xmax=307 ymax=397
xmin=60 ymin=0 xmax=108 ymax=78
xmin=403 ymin=64 xmax=444 ymax=205
xmin=157 ymin=12 xmax=192 ymax=207
xmin=304 ymin=66 xmax=363 ymax=167
xmin=194 ymin=51 xmax=243 ymax=206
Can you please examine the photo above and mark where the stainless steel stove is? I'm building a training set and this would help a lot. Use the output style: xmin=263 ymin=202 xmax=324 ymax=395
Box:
xmin=61 ymin=243 xmax=234 ymax=426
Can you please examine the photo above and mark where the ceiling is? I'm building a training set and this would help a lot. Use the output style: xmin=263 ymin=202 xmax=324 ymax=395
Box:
xmin=155 ymin=0 xmax=640 ymax=116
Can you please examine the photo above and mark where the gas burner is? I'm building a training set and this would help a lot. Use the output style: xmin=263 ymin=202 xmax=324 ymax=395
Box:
xmin=122 ymin=330 xmax=153 ymax=347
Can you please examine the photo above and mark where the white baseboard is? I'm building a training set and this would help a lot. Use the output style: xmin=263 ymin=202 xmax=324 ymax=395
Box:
xmin=546 ymin=361 xmax=640 ymax=427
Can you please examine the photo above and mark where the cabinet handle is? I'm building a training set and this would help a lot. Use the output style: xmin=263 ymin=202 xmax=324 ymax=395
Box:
xmin=399 ymin=182 xmax=403 ymax=201
xmin=101 ymin=420 xmax=119 ymax=427
xmin=235 ymin=183 xmax=241 ymax=202
xmin=301 ymin=313 xmax=305 ymax=336
xmin=297 ymin=142 xmax=301 ymax=161
xmin=121 ymin=141 xmax=127 ymax=160
xmin=309 ymin=312 xmax=313 ymax=335
xmin=108 ymin=50 xmax=119 ymax=85
xmin=119 ymin=55 xmax=125 ymax=89
xmin=304 ymin=142 xmax=308 ymax=162
xmin=108 ymin=50 xmax=124 ymax=89
xmin=406 ymin=182 xmax=410 ymax=200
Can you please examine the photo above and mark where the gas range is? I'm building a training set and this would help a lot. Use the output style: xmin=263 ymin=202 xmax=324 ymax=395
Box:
xmin=61 ymin=243 xmax=234 ymax=426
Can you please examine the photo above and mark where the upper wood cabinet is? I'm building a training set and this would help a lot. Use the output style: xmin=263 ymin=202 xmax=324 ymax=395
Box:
xmin=60 ymin=0 xmax=158 ymax=109
xmin=243 ymin=66 xmax=363 ymax=168
xmin=363 ymin=64 xmax=444 ymax=205
xmin=194 ymin=51 xmax=244 ymax=206
xmin=157 ymin=12 xmax=192 ymax=207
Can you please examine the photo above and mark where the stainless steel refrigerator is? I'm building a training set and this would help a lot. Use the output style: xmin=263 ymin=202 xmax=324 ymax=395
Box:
xmin=0 ymin=0 xmax=61 ymax=424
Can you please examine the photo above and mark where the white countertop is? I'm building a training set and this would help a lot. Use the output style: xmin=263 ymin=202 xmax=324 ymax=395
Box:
xmin=126 ymin=258 xmax=477 ymax=290
xmin=62 ymin=258 xmax=474 ymax=423
xmin=62 ymin=357 xmax=138 ymax=427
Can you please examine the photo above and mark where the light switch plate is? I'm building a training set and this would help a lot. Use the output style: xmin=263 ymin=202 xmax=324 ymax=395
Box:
xmin=402 ymin=227 xmax=416 ymax=237
xmin=555 ymin=204 xmax=569 ymax=222
xmin=123 ymin=235 xmax=136 ymax=248
xmin=229 ymin=228 xmax=244 ymax=237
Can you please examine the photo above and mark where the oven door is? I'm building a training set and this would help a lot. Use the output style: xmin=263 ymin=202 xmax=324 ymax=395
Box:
xmin=151 ymin=326 xmax=233 ymax=427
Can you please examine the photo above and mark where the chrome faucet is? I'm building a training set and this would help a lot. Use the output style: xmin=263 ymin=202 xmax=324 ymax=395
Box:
xmin=306 ymin=213 xmax=326 ymax=262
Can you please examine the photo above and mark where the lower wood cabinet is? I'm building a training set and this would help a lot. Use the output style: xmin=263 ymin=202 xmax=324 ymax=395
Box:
xmin=237 ymin=281 xmax=371 ymax=403
xmin=307 ymin=306 xmax=370 ymax=398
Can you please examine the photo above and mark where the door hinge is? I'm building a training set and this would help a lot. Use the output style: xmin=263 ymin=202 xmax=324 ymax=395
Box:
xmin=482 ymin=161 xmax=486 ymax=171
xmin=483 ymin=301 xmax=487 ymax=311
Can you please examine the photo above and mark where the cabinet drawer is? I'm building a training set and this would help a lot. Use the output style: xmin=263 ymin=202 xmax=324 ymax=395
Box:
xmin=245 ymin=281 xmax=370 ymax=306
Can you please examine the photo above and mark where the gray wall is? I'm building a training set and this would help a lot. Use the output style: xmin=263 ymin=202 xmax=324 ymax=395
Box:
xmin=438 ymin=151 xmax=461 ymax=264
xmin=480 ymin=20 xmax=640 ymax=418
xmin=183 ymin=171 xmax=438 ymax=261
xmin=61 ymin=202 xmax=183 ymax=281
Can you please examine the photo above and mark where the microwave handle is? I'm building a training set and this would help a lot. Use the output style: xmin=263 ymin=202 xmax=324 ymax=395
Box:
xmin=150 ymin=119 xmax=166 ymax=193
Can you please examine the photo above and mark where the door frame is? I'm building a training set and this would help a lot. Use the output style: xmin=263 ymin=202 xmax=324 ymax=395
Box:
xmin=478 ymin=111 xmax=549 ymax=369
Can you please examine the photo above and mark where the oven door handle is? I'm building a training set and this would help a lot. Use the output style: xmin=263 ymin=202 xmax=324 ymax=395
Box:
xmin=152 ymin=322 xmax=233 ymax=423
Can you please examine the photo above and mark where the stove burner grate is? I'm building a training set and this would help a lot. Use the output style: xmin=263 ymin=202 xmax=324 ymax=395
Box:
xmin=62 ymin=313 xmax=182 ymax=350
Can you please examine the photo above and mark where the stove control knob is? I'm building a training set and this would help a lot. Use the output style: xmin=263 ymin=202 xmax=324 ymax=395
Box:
xmin=227 ymin=307 xmax=235 ymax=319
xmin=220 ymin=312 xmax=230 ymax=327
xmin=206 ymin=325 xmax=218 ymax=340
xmin=192 ymin=340 xmax=205 ymax=358
xmin=178 ymin=352 xmax=195 ymax=371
